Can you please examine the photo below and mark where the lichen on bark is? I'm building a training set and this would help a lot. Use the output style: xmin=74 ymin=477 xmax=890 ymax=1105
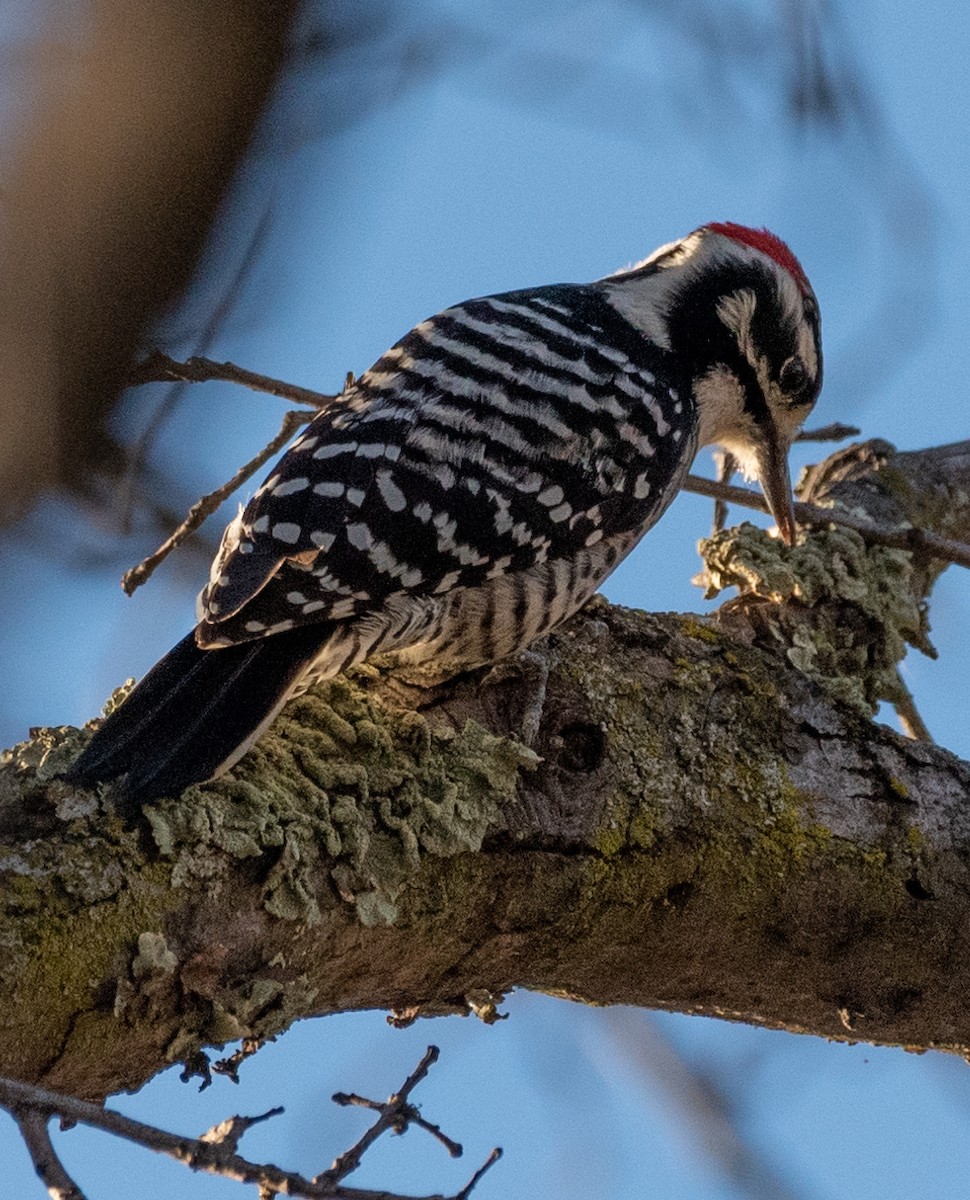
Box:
xmin=698 ymin=521 xmax=926 ymax=711
xmin=144 ymin=671 xmax=537 ymax=926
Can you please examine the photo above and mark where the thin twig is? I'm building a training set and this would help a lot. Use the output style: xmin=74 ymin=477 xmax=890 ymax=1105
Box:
xmin=121 ymin=407 xmax=314 ymax=595
xmin=13 ymin=1108 xmax=88 ymax=1200
xmin=0 ymin=1062 xmax=501 ymax=1200
xmin=409 ymin=1114 xmax=464 ymax=1159
xmin=710 ymin=450 xmax=737 ymax=538
xmin=121 ymin=206 xmax=279 ymax=527
xmin=795 ymin=421 xmax=861 ymax=442
xmin=893 ymin=675 xmax=934 ymax=743
xmin=684 ymin=473 xmax=970 ymax=570
xmin=457 ymin=1148 xmax=503 ymax=1200
xmin=200 ymin=1107 xmax=285 ymax=1154
xmin=323 ymin=1047 xmax=458 ymax=1184
xmin=130 ymin=350 xmax=339 ymax=411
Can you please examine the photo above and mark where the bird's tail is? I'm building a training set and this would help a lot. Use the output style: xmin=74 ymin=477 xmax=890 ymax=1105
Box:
xmin=64 ymin=625 xmax=327 ymax=806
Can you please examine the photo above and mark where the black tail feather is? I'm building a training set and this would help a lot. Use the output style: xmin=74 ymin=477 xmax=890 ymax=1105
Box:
xmin=64 ymin=626 xmax=326 ymax=805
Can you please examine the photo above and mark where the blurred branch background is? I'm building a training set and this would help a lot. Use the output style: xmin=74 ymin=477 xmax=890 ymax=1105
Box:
xmin=0 ymin=1 xmax=299 ymax=516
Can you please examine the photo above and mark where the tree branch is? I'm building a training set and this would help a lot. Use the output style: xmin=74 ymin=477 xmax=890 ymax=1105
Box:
xmin=2 ymin=436 xmax=969 ymax=1106
xmin=13 ymin=1108 xmax=87 ymax=1200
xmin=120 ymin=407 xmax=315 ymax=595
xmin=0 ymin=1050 xmax=500 ymax=1200
xmin=684 ymin=473 xmax=970 ymax=570
xmin=129 ymin=350 xmax=340 ymax=411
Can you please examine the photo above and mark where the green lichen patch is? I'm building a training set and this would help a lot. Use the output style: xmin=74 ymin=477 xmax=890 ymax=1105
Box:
xmin=680 ymin=616 xmax=721 ymax=643
xmin=697 ymin=522 xmax=925 ymax=713
xmin=581 ymin=727 xmax=911 ymax=963
xmin=0 ymin=681 xmax=141 ymax=796
xmin=132 ymin=931 xmax=178 ymax=978
xmin=145 ymin=673 xmax=537 ymax=926
xmin=1 ymin=722 xmax=92 ymax=783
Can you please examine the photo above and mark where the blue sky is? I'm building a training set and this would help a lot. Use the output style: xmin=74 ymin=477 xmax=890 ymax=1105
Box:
xmin=4 ymin=2 xmax=970 ymax=1196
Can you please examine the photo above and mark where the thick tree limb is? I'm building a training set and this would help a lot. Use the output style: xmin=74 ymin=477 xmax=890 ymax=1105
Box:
xmin=2 ymin=438 xmax=970 ymax=1103
xmin=2 ymin=601 xmax=969 ymax=1095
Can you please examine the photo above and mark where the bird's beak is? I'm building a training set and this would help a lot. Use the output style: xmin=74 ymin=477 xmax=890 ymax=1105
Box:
xmin=757 ymin=434 xmax=798 ymax=546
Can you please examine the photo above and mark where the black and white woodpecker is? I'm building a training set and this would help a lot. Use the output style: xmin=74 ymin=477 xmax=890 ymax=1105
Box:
xmin=66 ymin=222 xmax=822 ymax=804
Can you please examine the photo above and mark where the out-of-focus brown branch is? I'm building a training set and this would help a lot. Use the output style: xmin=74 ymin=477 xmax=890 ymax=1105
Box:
xmin=0 ymin=2 xmax=300 ymax=520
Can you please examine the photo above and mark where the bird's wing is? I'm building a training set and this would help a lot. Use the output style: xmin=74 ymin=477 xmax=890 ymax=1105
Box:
xmin=197 ymin=285 xmax=692 ymax=647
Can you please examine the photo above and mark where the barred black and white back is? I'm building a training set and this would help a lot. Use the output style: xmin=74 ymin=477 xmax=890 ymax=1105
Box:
xmin=65 ymin=223 xmax=822 ymax=804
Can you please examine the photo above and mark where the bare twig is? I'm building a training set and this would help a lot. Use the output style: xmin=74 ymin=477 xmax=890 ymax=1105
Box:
xmin=0 ymin=1053 xmax=502 ymax=1200
xmin=120 ymin=407 xmax=314 ymax=595
xmin=710 ymin=449 xmax=737 ymax=538
xmin=13 ymin=1108 xmax=87 ymax=1200
xmin=130 ymin=350 xmax=339 ymax=411
xmin=324 ymin=1046 xmax=464 ymax=1183
xmin=684 ymin=473 xmax=970 ymax=570
xmin=456 ymin=1148 xmax=503 ymax=1200
xmin=119 ymin=351 xmax=346 ymax=594
xmin=893 ymin=674 xmax=935 ymax=743
xmin=795 ymin=421 xmax=862 ymax=442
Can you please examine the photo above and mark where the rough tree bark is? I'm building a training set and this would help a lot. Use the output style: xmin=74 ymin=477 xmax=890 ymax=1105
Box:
xmin=2 ymin=439 xmax=969 ymax=1103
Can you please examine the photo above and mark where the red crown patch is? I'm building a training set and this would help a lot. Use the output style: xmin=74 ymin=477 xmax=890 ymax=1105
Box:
xmin=706 ymin=222 xmax=812 ymax=296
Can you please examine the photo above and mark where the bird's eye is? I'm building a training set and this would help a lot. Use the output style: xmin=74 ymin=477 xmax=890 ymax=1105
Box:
xmin=778 ymin=356 xmax=809 ymax=397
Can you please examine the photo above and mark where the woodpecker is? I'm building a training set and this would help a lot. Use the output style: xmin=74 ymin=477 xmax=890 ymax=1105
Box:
xmin=65 ymin=222 xmax=822 ymax=804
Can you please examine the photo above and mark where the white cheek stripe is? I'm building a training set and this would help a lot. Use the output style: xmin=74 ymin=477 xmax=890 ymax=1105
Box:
xmin=717 ymin=288 xmax=759 ymax=372
xmin=718 ymin=288 xmax=776 ymax=403
xmin=720 ymin=278 xmax=818 ymax=393
xmin=780 ymin=272 xmax=818 ymax=381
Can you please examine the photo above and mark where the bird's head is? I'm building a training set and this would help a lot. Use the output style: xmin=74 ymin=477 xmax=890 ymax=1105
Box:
xmin=602 ymin=222 xmax=823 ymax=544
